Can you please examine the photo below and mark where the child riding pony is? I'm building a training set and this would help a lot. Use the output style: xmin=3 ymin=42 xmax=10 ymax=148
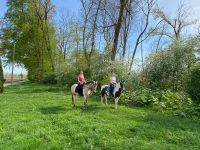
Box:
xmin=71 ymin=80 xmax=98 ymax=110
xmin=101 ymin=80 xmax=125 ymax=108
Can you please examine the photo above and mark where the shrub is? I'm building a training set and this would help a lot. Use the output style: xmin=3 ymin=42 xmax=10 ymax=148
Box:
xmin=143 ymin=41 xmax=196 ymax=91
xmin=120 ymin=88 xmax=159 ymax=107
xmin=174 ymin=104 xmax=200 ymax=118
xmin=42 ymin=73 xmax=57 ymax=84
xmin=55 ymin=62 xmax=78 ymax=87
xmin=188 ymin=64 xmax=200 ymax=104
xmin=91 ymin=60 xmax=139 ymax=90
xmin=121 ymin=88 xmax=192 ymax=112
xmin=153 ymin=90 xmax=192 ymax=112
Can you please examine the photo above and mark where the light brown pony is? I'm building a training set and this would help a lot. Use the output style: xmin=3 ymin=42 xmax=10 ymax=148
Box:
xmin=71 ymin=81 xmax=98 ymax=110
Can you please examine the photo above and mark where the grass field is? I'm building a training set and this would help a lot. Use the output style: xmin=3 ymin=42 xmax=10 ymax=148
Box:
xmin=0 ymin=83 xmax=200 ymax=150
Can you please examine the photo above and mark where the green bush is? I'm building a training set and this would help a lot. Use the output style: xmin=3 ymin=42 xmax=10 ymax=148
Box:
xmin=121 ymin=88 xmax=192 ymax=111
xmin=143 ymin=41 xmax=196 ymax=91
xmin=55 ymin=63 xmax=78 ymax=87
xmin=120 ymin=88 xmax=159 ymax=107
xmin=153 ymin=90 xmax=192 ymax=112
xmin=188 ymin=64 xmax=200 ymax=104
xmin=174 ymin=104 xmax=200 ymax=118
xmin=42 ymin=73 xmax=57 ymax=84
xmin=121 ymin=87 xmax=200 ymax=118
xmin=91 ymin=60 xmax=138 ymax=90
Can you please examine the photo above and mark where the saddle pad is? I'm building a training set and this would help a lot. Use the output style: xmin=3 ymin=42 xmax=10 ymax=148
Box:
xmin=75 ymin=85 xmax=83 ymax=96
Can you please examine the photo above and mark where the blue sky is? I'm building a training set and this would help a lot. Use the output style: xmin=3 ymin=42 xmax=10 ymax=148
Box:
xmin=0 ymin=0 xmax=81 ymax=17
xmin=0 ymin=0 xmax=7 ymax=18
xmin=52 ymin=0 xmax=81 ymax=20
xmin=1 ymin=0 xmax=200 ymax=74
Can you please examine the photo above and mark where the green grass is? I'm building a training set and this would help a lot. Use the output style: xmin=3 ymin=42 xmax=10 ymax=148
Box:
xmin=0 ymin=82 xmax=200 ymax=150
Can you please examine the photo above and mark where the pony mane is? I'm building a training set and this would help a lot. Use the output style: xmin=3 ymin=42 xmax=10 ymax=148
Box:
xmin=85 ymin=81 xmax=95 ymax=84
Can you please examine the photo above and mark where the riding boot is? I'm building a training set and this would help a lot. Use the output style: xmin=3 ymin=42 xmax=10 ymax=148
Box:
xmin=80 ymin=84 xmax=84 ymax=96
xmin=110 ymin=84 xmax=114 ymax=97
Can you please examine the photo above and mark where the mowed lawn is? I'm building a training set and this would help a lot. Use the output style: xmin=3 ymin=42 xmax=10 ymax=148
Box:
xmin=0 ymin=83 xmax=200 ymax=150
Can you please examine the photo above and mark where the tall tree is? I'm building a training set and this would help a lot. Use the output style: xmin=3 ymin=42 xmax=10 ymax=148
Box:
xmin=120 ymin=0 xmax=135 ymax=60
xmin=0 ymin=18 xmax=6 ymax=93
xmin=99 ymin=0 xmax=117 ymax=61
xmin=111 ymin=0 xmax=128 ymax=61
xmin=153 ymin=0 xmax=197 ymax=41
xmin=0 ymin=57 xmax=4 ymax=94
xmin=57 ymin=16 xmax=81 ymax=66
xmin=80 ymin=0 xmax=102 ymax=73
xmin=88 ymin=0 xmax=101 ymax=70
xmin=2 ymin=0 xmax=57 ymax=82
xmin=57 ymin=10 xmax=71 ymax=61
xmin=34 ymin=0 xmax=56 ymax=71
xmin=80 ymin=0 xmax=94 ymax=70
xmin=129 ymin=0 xmax=158 ymax=70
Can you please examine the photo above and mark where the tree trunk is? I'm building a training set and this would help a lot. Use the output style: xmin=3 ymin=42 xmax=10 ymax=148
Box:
xmin=111 ymin=0 xmax=127 ymax=61
xmin=88 ymin=0 xmax=101 ymax=74
xmin=0 ymin=57 xmax=4 ymax=94
xmin=122 ymin=0 xmax=132 ymax=60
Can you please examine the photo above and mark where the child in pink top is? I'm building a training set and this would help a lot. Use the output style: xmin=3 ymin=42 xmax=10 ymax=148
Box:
xmin=78 ymin=71 xmax=86 ymax=85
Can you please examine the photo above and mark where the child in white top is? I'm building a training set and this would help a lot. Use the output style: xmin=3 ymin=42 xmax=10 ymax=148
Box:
xmin=109 ymin=73 xmax=117 ymax=96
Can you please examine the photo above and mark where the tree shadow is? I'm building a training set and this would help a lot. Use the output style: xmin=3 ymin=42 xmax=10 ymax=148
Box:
xmin=32 ymin=87 xmax=61 ymax=93
xmin=71 ymin=103 xmax=109 ymax=113
xmin=40 ymin=106 xmax=67 ymax=114
xmin=7 ymin=85 xmax=68 ymax=94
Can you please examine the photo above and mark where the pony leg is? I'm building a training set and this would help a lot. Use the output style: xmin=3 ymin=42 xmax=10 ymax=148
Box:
xmin=101 ymin=96 xmax=104 ymax=104
xmin=72 ymin=94 xmax=76 ymax=108
xmin=83 ymin=96 xmax=87 ymax=110
xmin=86 ymin=97 xmax=88 ymax=105
xmin=105 ymin=96 xmax=108 ymax=105
xmin=115 ymin=97 xmax=119 ymax=109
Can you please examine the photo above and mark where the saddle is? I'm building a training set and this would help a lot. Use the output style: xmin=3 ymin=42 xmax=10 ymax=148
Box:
xmin=75 ymin=84 xmax=84 ymax=96
xmin=105 ymin=84 xmax=115 ymax=97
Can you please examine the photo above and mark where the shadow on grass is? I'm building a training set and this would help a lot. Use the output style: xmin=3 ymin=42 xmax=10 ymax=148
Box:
xmin=40 ymin=106 xmax=67 ymax=114
xmin=69 ymin=102 xmax=110 ymax=114
xmin=7 ymin=84 xmax=68 ymax=94
xmin=32 ymin=87 xmax=62 ymax=93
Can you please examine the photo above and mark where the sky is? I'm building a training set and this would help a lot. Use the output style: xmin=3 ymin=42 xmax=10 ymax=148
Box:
xmin=0 ymin=0 xmax=200 ymax=74
xmin=157 ymin=0 xmax=200 ymax=34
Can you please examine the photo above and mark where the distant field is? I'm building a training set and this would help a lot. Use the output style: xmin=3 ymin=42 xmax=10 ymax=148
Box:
xmin=0 ymin=83 xmax=200 ymax=149
xmin=4 ymin=74 xmax=27 ymax=83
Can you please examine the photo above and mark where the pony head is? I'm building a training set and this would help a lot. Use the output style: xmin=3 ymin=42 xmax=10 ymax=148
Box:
xmin=119 ymin=80 xmax=125 ymax=91
xmin=92 ymin=81 xmax=98 ymax=93
xmin=85 ymin=80 xmax=98 ymax=93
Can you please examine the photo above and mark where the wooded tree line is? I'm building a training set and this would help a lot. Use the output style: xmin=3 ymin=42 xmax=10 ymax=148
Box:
xmin=1 ymin=0 xmax=56 ymax=82
xmin=0 ymin=0 xmax=200 ymax=104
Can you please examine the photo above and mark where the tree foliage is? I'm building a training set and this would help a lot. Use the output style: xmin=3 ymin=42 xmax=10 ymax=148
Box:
xmin=143 ymin=40 xmax=196 ymax=91
xmin=0 ymin=18 xmax=6 ymax=93
xmin=188 ymin=64 xmax=200 ymax=104
xmin=2 ymin=0 xmax=57 ymax=82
